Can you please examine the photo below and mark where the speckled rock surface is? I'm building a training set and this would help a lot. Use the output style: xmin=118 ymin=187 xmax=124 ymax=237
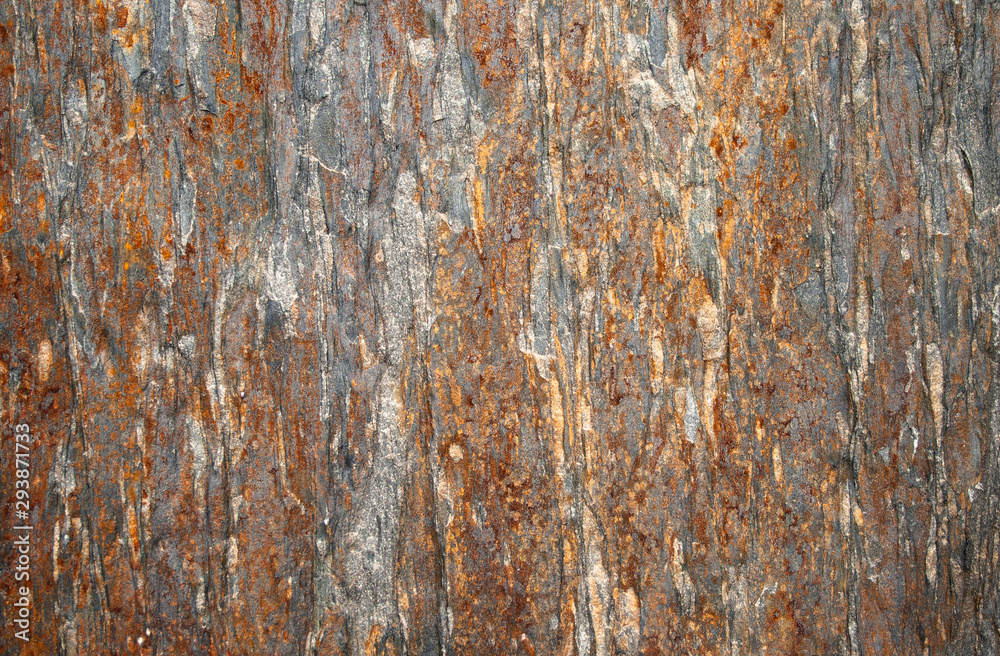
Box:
xmin=1 ymin=0 xmax=999 ymax=653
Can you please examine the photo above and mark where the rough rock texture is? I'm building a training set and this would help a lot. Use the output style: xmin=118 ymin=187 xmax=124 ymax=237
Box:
xmin=1 ymin=0 xmax=999 ymax=653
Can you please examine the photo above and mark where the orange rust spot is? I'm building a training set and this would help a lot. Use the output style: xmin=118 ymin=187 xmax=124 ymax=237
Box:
xmin=710 ymin=134 xmax=724 ymax=159
xmin=95 ymin=2 xmax=108 ymax=33
xmin=115 ymin=5 xmax=128 ymax=28
xmin=785 ymin=135 xmax=798 ymax=150
xmin=235 ymin=158 xmax=245 ymax=170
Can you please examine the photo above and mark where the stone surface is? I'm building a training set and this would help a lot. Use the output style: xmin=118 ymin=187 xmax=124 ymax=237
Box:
xmin=1 ymin=0 xmax=999 ymax=653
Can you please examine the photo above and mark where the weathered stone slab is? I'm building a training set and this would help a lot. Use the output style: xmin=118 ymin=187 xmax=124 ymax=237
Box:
xmin=1 ymin=0 xmax=998 ymax=653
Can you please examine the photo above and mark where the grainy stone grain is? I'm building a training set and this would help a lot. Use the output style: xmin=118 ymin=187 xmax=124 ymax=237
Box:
xmin=1 ymin=0 xmax=998 ymax=654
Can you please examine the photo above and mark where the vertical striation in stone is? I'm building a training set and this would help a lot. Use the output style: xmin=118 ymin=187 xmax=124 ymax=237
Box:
xmin=0 ymin=0 xmax=998 ymax=654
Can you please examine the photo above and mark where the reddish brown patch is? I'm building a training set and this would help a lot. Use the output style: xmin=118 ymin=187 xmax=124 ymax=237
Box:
xmin=94 ymin=2 xmax=109 ymax=33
